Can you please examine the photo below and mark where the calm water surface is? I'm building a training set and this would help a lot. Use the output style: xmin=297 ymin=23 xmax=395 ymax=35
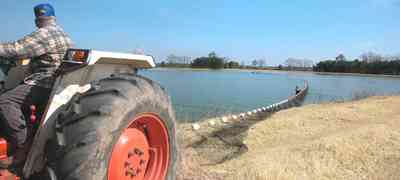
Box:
xmin=140 ymin=68 xmax=400 ymax=122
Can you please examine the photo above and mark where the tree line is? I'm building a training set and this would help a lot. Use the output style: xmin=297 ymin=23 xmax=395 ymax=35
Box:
xmin=157 ymin=51 xmax=400 ymax=75
xmin=191 ymin=52 xmax=225 ymax=69
xmin=159 ymin=52 xmax=242 ymax=69
xmin=190 ymin=52 xmax=246 ymax=69
xmin=313 ymin=52 xmax=400 ymax=75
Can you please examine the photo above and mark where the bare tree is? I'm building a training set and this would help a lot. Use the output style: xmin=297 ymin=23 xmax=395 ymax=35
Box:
xmin=251 ymin=60 xmax=258 ymax=66
xmin=166 ymin=54 xmax=178 ymax=64
xmin=285 ymin=58 xmax=301 ymax=67
xmin=182 ymin=56 xmax=192 ymax=64
xmin=166 ymin=54 xmax=192 ymax=64
xmin=360 ymin=51 xmax=383 ymax=63
xmin=303 ymin=59 xmax=314 ymax=68
xmin=240 ymin=61 xmax=246 ymax=67
xmin=257 ymin=59 xmax=266 ymax=67
xmin=285 ymin=58 xmax=313 ymax=68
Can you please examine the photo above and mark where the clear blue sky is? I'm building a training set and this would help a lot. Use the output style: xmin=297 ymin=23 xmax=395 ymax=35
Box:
xmin=1 ymin=0 xmax=399 ymax=65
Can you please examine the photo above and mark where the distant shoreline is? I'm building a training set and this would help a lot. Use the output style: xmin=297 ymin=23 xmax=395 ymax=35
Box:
xmin=312 ymin=71 xmax=400 ymax=78
xmin=150 ymin=67 xmax=400 ymax=78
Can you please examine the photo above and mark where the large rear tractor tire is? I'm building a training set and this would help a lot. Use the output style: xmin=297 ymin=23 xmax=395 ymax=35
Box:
xmin=52 ymin=74 xmax=178 ymax=180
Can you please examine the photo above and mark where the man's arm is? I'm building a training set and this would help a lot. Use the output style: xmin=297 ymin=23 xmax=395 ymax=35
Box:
xmin=0 ymin=30 xmax=47 ymax=60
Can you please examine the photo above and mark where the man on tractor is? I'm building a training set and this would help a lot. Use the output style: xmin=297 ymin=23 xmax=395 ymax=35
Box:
xmin=0 ymin=3 xmax=73 ymax=168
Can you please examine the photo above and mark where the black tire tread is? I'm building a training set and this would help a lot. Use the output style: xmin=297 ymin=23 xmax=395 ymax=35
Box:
xmin=51 ymin=73 xmax=178 ymax=180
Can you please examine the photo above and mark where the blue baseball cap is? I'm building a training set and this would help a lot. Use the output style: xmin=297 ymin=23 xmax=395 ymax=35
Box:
xmin=34 ymin=3 xmax=55 ymax=18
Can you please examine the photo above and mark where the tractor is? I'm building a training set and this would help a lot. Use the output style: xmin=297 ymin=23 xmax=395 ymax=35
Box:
xmin=0 ymin=49 xmax=178 ymax=180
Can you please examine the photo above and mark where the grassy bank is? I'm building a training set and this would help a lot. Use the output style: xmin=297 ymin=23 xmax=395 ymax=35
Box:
xmin=178 ymin=96 xmax=400 ymax=180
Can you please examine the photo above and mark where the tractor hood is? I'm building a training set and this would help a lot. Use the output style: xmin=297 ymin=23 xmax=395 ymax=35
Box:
xmin=64 ymin=49 xmax=156 ymax=68
xmin=88 ymin=50 xmax=156 ymax=68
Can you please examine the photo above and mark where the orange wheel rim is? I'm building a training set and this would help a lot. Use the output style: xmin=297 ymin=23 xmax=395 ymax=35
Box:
xmin=108 ymin=113 xmax=170 ymax=180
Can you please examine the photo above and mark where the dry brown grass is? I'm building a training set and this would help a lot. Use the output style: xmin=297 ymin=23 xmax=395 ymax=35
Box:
xmin=180 ymin=96 xmax=400 ymax=180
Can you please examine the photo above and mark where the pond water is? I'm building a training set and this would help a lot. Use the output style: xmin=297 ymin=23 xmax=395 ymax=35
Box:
xmin=140 ymin=68 xmax=400 ymax=122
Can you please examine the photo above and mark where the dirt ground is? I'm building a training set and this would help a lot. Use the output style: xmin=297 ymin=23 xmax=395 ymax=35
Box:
xmin=177 ymin=96 xmax=400 ymax=180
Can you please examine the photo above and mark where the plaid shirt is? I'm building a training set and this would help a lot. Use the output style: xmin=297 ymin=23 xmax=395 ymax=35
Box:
xmin=0 ymin=22 xmax=73 ymax=88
